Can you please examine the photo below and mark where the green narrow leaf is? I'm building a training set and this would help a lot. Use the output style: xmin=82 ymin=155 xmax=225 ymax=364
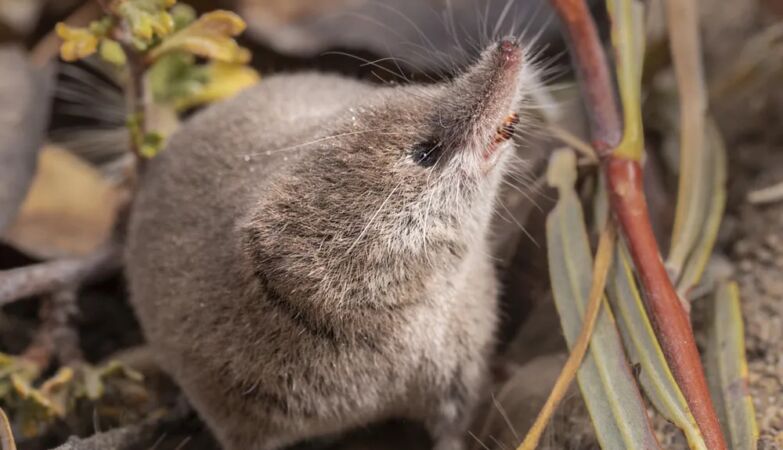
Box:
xmin=546 ymin=150 xmax=660 ymax=450
xmin=676 ymin=118 xmax=727 ymax=294
xmin=705 ymin=282 xmax=759 ymax=450
xmin=607 ymin=243 xmax=708 ymax=449
xmin=607 ymin=0 xmax=646 ymax=160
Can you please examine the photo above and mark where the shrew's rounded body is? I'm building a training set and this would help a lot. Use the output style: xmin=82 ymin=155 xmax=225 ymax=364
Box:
xmin=127 ymin=41 xmax=533 ymax=450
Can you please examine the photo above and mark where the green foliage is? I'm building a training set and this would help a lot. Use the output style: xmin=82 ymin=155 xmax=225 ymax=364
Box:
xmin=114 ymin=0 xmax=176 ymax=50
xmin=149 ymin=10 xmax=250 ymax=63
xmin=127 ymin=113 xmax=165 ymax=158
xmin=56 ymin=0 xmax=259 ymax=158
xmin=0 ymin=354 xmax=143 ymax=438
xmin=546 ymin=150 xmax=661 ymax=449
xmin=149 ymin=52 xmax=260 ymax=111
xmin=148 ymin=52 xmax=208 ymax=104
xmin=706 ymin=282 xmax=759 ymax=450
xmin=55 ymin=23 xmax=98 ymax=62
xmin=99 ymin=38 xmax=127 ymax=66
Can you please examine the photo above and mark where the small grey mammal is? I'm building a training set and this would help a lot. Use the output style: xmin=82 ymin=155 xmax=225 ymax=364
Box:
xmin=126 ymin=39 xmax=536 ymax=450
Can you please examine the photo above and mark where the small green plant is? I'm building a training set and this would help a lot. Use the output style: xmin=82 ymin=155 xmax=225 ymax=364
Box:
xmin=56 ymin=0 xmax=259 ymax=159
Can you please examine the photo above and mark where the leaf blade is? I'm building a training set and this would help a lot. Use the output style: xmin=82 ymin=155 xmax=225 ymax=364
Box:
xmin=546 ymin=150 xmax=660 ymax=449
xmin=607 ymin=243 xmax=708 ymax=449
xmin=706 ymin=282 xmax=759 ymax=450
xmin=148 ymin=10 xmax=250 ymax=63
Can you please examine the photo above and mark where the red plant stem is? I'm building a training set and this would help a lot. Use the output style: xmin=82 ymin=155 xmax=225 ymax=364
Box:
xmin=606 ymin=159 xmax=726 ymax=449
xmin=548 ymin=0 xmax=622 ymax=157
xmin=549 ymin=0 xmax=728 ymax=448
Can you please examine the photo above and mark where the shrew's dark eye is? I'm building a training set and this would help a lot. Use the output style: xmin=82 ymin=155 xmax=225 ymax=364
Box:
xmin=411 ymin=139 xmax=443 ymax=167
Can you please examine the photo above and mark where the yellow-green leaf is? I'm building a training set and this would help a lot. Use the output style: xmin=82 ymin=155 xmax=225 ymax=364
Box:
xmin=55 ymin=23 xmax=98 ymax=62
xmin=705 ymin=282 xmax=759 ymax=450
xmin=82 ymin=365 xmax=104 ymax=401
xmin=148 ymin=52 xmax=208 ymax=104
xmin=116 ymin=0 xmax=176 ymax=48
xmin=174 ymin=62 xmax=260 ymax=110
xmin=664 ymin=0 xmax=717 ymax=289
xmin=607 ymin=0 xmax=646 ymax=160
xmin=38 ymin=367 xmax=74 ymax=418
xmin=546 ymin=150 xmax=660 ymax=449
xmin=607 ymin=243 xmax=708 ymax=449
xmin=675 ymin=118 xmax=727 ymax=294
xmin=148 ymin=10 xmax=250 ymax=63
xmin=8 ymin=374 xmax=58 ymax=437
xmin=170 ymin=3 xmax=196 ymax=30
xmin=99 ymin=39 xmax=127 ymax=66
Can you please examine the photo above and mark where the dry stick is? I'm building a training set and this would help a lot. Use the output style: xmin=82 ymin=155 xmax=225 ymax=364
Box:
xmin=549 ymin=0 xmax=728 ymax=448
xmin=0 ymin=243 xmax=121 ymax=306
xmin=0 ymin=407 xmax=15 ymax=450
xmin=517 ymin=223 xmax=616 ymax=450
xmin=122 ymin=48 xmax=149 ymax=164
xmin=94 ymin=0 xmax=148 ymax=164
xmin=22 ymin=288 xmax=85 ymax=371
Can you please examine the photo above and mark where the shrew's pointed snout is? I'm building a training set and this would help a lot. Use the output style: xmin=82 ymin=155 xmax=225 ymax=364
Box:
xmin=497 ymin=39 xmax=523 ymax=66
xmin=452 ymin=39 xmax=525 ymax=109
xmin=439 ymin=39 xmax=526 ymax=162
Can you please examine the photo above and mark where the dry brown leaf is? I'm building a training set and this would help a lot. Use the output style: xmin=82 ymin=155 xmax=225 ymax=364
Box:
xmin=2 ymin=146 xmax=121 ymax=259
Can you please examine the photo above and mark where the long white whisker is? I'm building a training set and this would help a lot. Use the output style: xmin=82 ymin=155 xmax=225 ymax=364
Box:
xmin=497 ymin=192 xmax=539 ymax=247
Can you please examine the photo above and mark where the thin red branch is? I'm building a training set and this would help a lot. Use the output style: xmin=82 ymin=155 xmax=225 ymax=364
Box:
xmin=549 ymin=1 xmax=728 ymax=448
xmin=606 ymin=160 xmax=725 ymax=449
xmin=549 ymin=0 xmax=623 ymax=156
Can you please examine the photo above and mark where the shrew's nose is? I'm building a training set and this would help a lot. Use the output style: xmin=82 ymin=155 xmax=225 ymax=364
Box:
xmin=497 ymin=39 xmax=522 ymax=66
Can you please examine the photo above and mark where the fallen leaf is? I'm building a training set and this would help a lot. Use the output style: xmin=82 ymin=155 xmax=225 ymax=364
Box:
xmin=2 ymin=146 xmax=121 ymax=259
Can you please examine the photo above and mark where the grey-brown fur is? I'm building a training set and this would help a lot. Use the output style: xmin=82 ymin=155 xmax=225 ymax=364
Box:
xmin=126 ymin=41 xmax=535 ymax=450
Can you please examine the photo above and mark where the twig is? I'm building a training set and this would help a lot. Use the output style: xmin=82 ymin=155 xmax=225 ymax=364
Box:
xmin=21 ymin=288 xmax=84 ymax=371
xmin=517 ymin=223 xmax=615 ymax=450
xmin=747 ymin=180 xmax=783 ymax=204
xmin=0 ymin=407 xmax=15 ymax=450
xmin=122 ymin=48 xmax=149 ymax=164
xmin=0 ymin=243 xmax=121 ymax=306
xmin=52 ymin=421 xmax=156 ymax=450
xmin=548 ymin=0 xmax=623 ymax=157
xmin=549 ymin=0 xmax=728 ymax=448
xmin=546 ymin=124 xmax=598 ymax=163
